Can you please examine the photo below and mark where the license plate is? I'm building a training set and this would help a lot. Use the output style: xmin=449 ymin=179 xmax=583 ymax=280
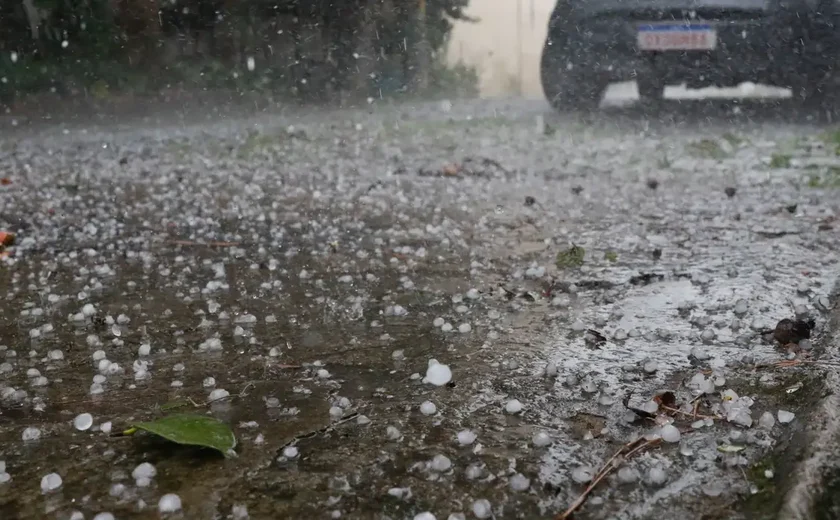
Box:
xmin=637 ymin=24 xmax=717 ymax=51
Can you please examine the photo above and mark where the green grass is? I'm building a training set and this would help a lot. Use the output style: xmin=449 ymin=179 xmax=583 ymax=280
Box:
xmin=807 ymin=166 xmax=840 ymax=188
xmin=769 ymin=154 xmax=792 ymax=169
xmin=722 ymin=132 xmax=744 ymax=148
xmin=686 ymin=138 xmax=728 ymax=159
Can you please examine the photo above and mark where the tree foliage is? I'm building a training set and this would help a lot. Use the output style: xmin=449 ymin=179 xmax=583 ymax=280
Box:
xmin=0 ymin=0 xmax=476 ymax=102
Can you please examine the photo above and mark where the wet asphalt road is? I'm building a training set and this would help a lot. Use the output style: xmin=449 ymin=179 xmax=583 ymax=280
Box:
xmin=0 ymin=96 xmax=839 ymax=520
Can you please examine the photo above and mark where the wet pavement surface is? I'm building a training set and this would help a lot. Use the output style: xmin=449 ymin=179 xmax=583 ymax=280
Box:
xmin=0 ymin=97 xmax=839 ymax=520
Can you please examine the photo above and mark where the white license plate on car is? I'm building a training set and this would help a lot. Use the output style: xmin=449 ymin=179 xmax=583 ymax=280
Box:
xmin=637 ymin=24 xmax=717 ymax=51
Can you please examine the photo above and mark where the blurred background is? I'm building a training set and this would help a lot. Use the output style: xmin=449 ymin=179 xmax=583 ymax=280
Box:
xmin=2 ymin=0 xmax=549 ymax=110
xmin=448 ymin=0 xmax=553 ymax=98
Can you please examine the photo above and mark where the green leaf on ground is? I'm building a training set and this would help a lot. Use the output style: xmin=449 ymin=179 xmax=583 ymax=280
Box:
xmin=556 ymin=245 xmax=585 ymax=269
xmin=604 ymin=250 xmax=618 ymax=263
xmin=769 ymin=154 xmax=792 ymax=169
xmin=130 ymin=414 xmax=237 ymax=457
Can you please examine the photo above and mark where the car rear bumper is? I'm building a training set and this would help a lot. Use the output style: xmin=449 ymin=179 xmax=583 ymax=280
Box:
xmin=553 ymin=13 xmax=836 ymax=86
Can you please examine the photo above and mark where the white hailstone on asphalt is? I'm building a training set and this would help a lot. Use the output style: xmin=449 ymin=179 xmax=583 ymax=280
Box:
xmin=571 ymin=466 xmax=594 ymax=484
xmin=509 ymin=473 xmax=530 ymax=491
xmin=660 ymin=424 xmax=681 ymax=443
xmin=441 ymin=323 xmax=453 ymax=332
xmin=387 ymin=487 xmax=410 ymax=499
xmin=414 ymin=513 xmax=436 ymax=520
xmin=457 ymin=323 xmax=471 ymax=333
xmin=778 ymin=410 xmax=795 ymax=424
xmin=40 ymin=472 xmax=62 ymax=493
xmin=691 ymin=419 xmax=706 ymax=429
xmin=505 ymin=399 xmax=523 ymax=414
xmin=532 ymin=431 xmax=552 ymax=447
xmin=356 ymin=415 xmax=371 ymax=425
xmin=690 ymin=347 xmax=711 ymax=361
xmin=640 ymin=400 xmax=659 ymax=415
xmin=138 ymin=343 xmax=151 ymax=356
xmin=317 ymin=369 xmax=331 ymax=379
xmin=208 ymin=389 xmax=229 ymax=402
xmin=581 ymin=378 xmax=598 ymax=394
xmin=93 ymin=513 xmax=115 ymax=520
xmin=22 ymin=427 xmax=41 ymax=441
xmin=420 ymin=401 xmax=437 ymax=415
xmin=391 ymin=350 xmax=405 ymax=360
xmin=430 ymin=454 xmax=452 ymax=472
xmin=203 ymin=377 xmax=216 ymax=388
xmin=647 ymin=467 xmax=668 ymax=486
xmin=159 ymin=493 xmax=183 ymax=513
xmin=329 ymin=406 xmax=344 ymax=420
xmin=386 ymin=426 xmax=402 ymax=441
xmin=734 ymin=299 xmax=748 ymax=316
xmin=82 ymin=304 xmax=96 ymax=317
xmin=759 ymin=411 xmax=776 ymax=429
xmin=0 ymin=472 xmax=10 ymax=484
xmin=425 ymin=362 xmax=452 ymax=386
xmin=100 ymin=422 xmax=112 ymax=434
xmin=133 ymin=462 xmax=157 ymax=484
xmin=97 ymin=359 xmax=111 ymax=374
xmin=642 ymin=359 xmax=658 ymax=374
xmin=466 ymin=288 xmax=480 ymax=300
xmin=282 ymin=446 xmax=299 ymax=459
xmin=465 ymin=463 xmax=484 ymax=480
xmin=617 ymin=467 xmax=640 ymax=484
xmin=433 ymin=317 xmax=445 ymax=327
xmin=543 ymin=361 xmax=558 ymax=377
xmin=48 ymin=349 xmax=64 ymax=361
xmin=109 ymin=483 xmax=126 ymax=497
xmin=457 ymin=430 xmax=477 ymax=446
xmin=472 ymin=499 xmax=492 ymax=519
xmin=74 ymin=413 xmax=93 ymax=431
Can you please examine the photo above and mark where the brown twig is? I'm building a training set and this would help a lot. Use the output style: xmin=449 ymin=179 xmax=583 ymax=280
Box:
xmin=555 ymin=437 xmax=660 ymax=520
xmin=661 ymin=405 xmax=720 ymax=421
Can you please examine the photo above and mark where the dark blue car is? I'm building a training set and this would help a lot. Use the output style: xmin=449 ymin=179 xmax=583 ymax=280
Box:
xmin=540 ymin=0 xmax=840 ymax=109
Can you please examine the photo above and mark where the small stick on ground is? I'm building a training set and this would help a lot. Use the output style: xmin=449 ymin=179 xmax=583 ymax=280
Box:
xmin=661 ymin=405 xmax=719 ymax=421
xmin=555 ymin=437 xmax=661 ymax=520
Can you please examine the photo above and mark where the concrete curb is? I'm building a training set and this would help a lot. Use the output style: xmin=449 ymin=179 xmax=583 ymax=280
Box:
xmin=779 ymin=300 xmax=840 ymax=520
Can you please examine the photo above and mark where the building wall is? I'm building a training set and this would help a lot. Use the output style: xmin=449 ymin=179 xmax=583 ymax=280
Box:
xmin=446 ymin=0 xmax=556 ymax=98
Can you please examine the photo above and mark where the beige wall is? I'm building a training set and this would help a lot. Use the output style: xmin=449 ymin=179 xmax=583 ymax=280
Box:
xmin=447 ymin=0 xmax=555 ymax=98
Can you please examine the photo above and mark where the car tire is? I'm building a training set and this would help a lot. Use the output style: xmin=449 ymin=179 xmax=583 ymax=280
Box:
xmin=540 ymin=41 xmax=607 ymax=111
